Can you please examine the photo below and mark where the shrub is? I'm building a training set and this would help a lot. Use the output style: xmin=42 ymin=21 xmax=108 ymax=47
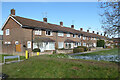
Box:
xmin=97 ymin=40 xmax=105 ymax=48
xmin=32 ymin=48 xmax=41 ymax=52
xmin=77 ymin=46 xmax=88 ymax=51
xmin=73 ymin=48 xmax=84 ymax=53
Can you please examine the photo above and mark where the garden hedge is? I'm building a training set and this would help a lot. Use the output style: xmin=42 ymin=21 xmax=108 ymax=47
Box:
xmin=73 ymin=48 xmax=84 ymax=53
xmin=32 ymin=48 xmax=41 ymax=52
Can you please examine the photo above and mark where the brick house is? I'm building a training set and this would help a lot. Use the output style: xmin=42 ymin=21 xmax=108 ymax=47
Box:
xmin=2 ymin=9 xmax=107 ymax=53
xmin=0 ymin=35 xmax=3 ymax=54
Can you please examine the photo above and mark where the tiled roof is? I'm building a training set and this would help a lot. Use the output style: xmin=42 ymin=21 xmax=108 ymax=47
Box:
xmin=12 ymin=16 xmax=107 ymax=39
xmin=64 ymin=39 xmax=77 ymax=43
xmin=33 ymin=37 xmax=55 ymax=42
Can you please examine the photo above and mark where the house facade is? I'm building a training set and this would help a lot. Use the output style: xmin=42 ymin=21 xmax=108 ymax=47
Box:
xmin=0 ymin=35 xmax=3 ymax=54
xmin=2 ymin=9 xmax=107 ymax=53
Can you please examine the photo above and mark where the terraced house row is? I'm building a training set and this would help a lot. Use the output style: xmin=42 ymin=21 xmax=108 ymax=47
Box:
xmin=2 ymin=9 xmax=108 ymax=53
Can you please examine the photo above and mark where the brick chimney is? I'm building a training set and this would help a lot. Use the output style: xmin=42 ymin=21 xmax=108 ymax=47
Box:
xmin=60 ymin=22 xmax=63 ymax=26
xmin=11 ymin=9 xmax=15 ymax=15
xmin=93 ymin=31 xmax=94 ymax=33
xmin=43 ymin=18 xmax=47 ymax=22
xmin=80 ymin=28 xmax=83 ymax=31
xmin=71 ymin=25 xmax=74 ymax=29
xmin=104 ymin=34 xmax=106 ymax=36
xmin=104 ymin=32 xmax=106 ymax=36
xmin=87 ymin=30 xmax=89 ymax=32
xmin=97 ymin=32 xmax=99 ymax=34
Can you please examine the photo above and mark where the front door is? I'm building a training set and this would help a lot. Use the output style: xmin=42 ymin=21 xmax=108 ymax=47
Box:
xmin=16 ymin=44 xmax=21 ymax=52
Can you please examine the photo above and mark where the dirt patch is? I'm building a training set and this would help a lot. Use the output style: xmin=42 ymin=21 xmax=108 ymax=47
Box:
xmin=71 ymin=66 xmax=80 ymax=70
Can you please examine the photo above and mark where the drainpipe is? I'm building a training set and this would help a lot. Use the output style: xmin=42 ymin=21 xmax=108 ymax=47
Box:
xmin=31 ymin=29 xmax=33 ymax=51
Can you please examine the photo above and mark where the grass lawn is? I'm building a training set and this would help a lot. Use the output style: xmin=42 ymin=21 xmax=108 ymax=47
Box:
xmin=75 ymin=48 xmax=118 ymax=56
xmin=0 ymin=54 xmax=25 ymax=63
xmin=2 ymin=54 xmax=119 ymax=78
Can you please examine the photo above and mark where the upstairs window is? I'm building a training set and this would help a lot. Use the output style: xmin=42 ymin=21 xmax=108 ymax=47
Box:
xmin=6 ymin=29 xmax=10 ymax=35
xmin=78 ymin=35 xmax=81 ymax=38
xmin=73 ymin=34 xmax=76 ymax=38
xmin=83 ymin=36 xmax=86 ymax=40
xmin=46 ymin=31 xmax=52 ymax=36
xmin=87 ymin=37 xmax=89 ymax=40
xmin=58 ymin=32 xmax=64 ymax=36
xmin=35 ymin=30 xmax=41 ymax=35
xmin=67 ymin=34 xmax=70 ymax=37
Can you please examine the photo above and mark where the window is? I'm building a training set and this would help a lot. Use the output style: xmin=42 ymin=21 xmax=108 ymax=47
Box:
xmin=35 ymin=30 xmax=41 ymax=35
xmin=67 ymin=34 xmax=70 ymax=37
xmin=27 ymin=41 xmax=31 ymax=48
xmin=83 ymin=43 xmax=86 ymax=46
xmin=87 ymin=37 xmax=89 ymax=40
xmin=78 ymin=35 xmax=80 ymax=38
xmin=15 ymin=41 xmax=19 ymax=45
xmin=74 ymin=43 xmax=78 ymax=47
xmin=46 ymin=31 xmax=52 ymax=36
xmin=58 ymin=42 xmax=64 ymax=48
xmin=58 ymin=32 xmax=64 ymax=36
xmin=73 ymin=34 xmax=76 ymax=38
xmin=6 ymin=29 xmax=10 ymax=35
xmin=78 ymin=42 xmax=81 ymax=46
xmin=94 ymin=38 xmax=96 ymax=40
xmin=83 ymin=36 xmax=86 ymax=40
xmin=4 ymin=41 xmax=11 ymax=44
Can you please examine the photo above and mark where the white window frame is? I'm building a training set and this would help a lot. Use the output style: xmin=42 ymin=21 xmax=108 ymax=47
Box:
xmin=83 ymin=36 xmax=86 ymax=40
xmin=15 ymin=41 xmax=19 ymax=45
xmin=35 ymin=30 xmax=41 ymax=35
xmin=73 ymin=34 xmax=76 ymax=38
xmin=58 ymin=32 xmax=64 ymax=37
xmin=6 ymin=29 xmax=10 ymax=35
xmin=58 ymin=42 xmax=64 ymax=49
xmin=45 ymin=31 xmax=53 ymax=36
xmin=66 ymin=33 xmax=70 ymax=37
xmin=27 ymin=41 xmax=31 ymax=49
xmin=83 ymin=43 xmax=86 ymax=46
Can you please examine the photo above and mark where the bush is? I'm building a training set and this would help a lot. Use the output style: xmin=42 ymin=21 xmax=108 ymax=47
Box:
xmin=32 ymin=48 xmax=41 ymax=52
xmin=97 ymin=40 xmax=105 ymax=48
xmin=73 ymin=48 xmax=84 ymax=53
xmin=77 ymin=46 xmax=88 ymax=51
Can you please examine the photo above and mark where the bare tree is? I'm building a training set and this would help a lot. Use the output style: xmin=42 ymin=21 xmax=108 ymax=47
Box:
xmin=98 ymin=0 xmax=120 ymax=37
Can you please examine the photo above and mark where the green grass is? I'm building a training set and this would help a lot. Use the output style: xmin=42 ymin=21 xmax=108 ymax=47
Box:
xmin=75 ymin=48 xmax=118 ymax=56
xmin=2 ymin=54 xmax=119 ymax=78
xmin=0 ymin=54 xmax=25 ymax=63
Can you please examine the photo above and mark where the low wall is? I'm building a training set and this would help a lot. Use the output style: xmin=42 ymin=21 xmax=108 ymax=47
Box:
xmin=96 ymin=47 xmax=103 ymax=50
xmin=11 ymin=51 xmax=53 ymax=57
xmin=90 ymin=48 xmax=96 ymax=51
xmin=56 ymin=50 xmax=73 ymax=54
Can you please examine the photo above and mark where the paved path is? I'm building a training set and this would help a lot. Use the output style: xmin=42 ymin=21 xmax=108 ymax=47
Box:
xmin=68 ymin=49 xmax=110 ymax=56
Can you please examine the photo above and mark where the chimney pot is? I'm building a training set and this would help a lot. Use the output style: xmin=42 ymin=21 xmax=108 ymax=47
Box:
xmin=80 ymin=28 xmax=83 ymax=31
xmin=97 ymin=32 xmax=99 ymax=34
xmin=60 ymin=22 xmax=63 ymax=26
xmin=93 ymin=31 xmax=94 ymax=33
xmin=71 ymin=25 xmax=74 ymax=29
xmin=87 ymin=30 xmax=89 ymax=32
xmin=11 ymin=9 xmax=15 ymax=15
xmin=43 ymin=18 xmax=47 ymax=22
